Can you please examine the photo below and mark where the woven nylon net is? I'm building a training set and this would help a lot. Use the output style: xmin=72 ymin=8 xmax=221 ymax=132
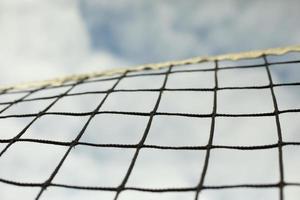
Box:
xmin=0 ymin=48 xmax=299 ymax=200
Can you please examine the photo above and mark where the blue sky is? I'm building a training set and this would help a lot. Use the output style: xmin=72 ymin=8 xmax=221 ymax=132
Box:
xmin=79 ymin=0 xmax=300 ymax=63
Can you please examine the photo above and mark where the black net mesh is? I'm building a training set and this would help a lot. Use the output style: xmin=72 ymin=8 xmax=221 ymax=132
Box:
xmin=0 ymin=51 xmax=299 ymax=200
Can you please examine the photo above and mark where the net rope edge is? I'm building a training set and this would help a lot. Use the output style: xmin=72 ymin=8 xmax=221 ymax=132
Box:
xmin=1 ymin=45 xmax=300 ymax=92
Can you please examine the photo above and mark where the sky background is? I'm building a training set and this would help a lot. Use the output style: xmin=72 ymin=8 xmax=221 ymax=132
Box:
xmin=0 ymin=1 xmax=300 ymax=200
xmin=0 ymin=0 xmax=300 ymax=85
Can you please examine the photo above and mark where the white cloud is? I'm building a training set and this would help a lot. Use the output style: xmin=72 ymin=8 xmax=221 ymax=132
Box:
xmin=0 ymin=0 xmax=125 ymax=85
xmin=1 ymin=0 xmax=300 ymax=85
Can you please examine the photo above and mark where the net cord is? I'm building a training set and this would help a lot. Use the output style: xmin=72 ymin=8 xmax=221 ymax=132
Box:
xmin=1 ymin=45 xmax=299 ymax=92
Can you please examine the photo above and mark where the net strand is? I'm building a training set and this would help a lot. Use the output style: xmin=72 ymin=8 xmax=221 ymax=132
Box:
xmin=0 ymin=178 xmax=299 ymax=192
xmin=1 ymin=108 xmax=299 ymax=120
xmin=0 ymin=138 xmax=300 ymax=150
xmin=194 ymin=60 xmax=218 ymax=199
xmin=263 ymin=55 xmax=285 ymax=200
xmin=0 ymin=81 xmax=300 ymax=106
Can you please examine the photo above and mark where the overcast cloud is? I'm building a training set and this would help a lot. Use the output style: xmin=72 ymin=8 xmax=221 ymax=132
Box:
xmin=0 ymin=0 xmax=300 ymax=84
xmin=0 ymin=1 xmax=299 ymax=200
